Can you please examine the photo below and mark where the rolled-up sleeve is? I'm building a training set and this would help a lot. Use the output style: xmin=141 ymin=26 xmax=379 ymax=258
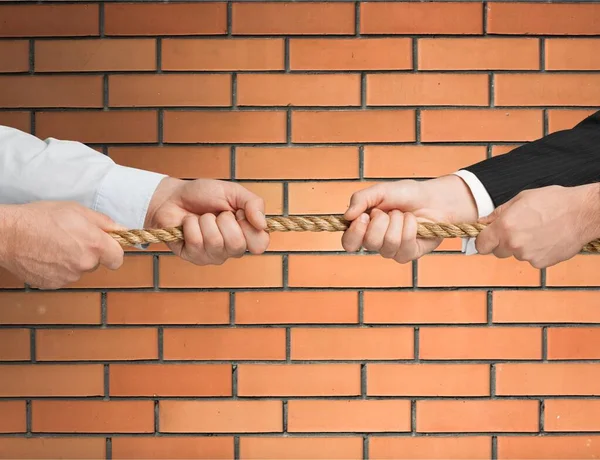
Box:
xmin=0 ymin=125 xmax=166 ymax=229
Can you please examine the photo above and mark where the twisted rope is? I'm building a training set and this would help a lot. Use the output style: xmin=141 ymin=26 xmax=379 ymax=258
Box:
xmin=107 ymin=215 xmax=600 ymax=252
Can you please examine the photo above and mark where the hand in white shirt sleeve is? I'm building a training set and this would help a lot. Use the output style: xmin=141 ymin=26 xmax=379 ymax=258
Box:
xmin=0 ymin=125 xmax=166 ymax=230
xmin=452 ymin=169 xmax=495 ymax=255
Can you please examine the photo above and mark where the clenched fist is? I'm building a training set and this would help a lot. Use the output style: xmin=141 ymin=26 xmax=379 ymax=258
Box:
xmin=0 ymin=201 xmax=125 ymax=289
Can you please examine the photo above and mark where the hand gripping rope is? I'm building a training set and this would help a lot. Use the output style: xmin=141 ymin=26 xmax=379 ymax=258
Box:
xmin=107 ymin=215 xmax=600 ymax=253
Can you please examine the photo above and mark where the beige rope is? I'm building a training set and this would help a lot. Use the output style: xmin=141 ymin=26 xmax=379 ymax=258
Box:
xmin=107 ymin=215 xmax=600 ymax=252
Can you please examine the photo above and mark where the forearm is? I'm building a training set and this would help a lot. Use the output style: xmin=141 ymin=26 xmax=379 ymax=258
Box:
xmin=464 ymin=110 xmax=600 ymax=207
xmin=0 ymin=204 xmax=17 ymax=265
xmin=0 ymin=126 xmax=166 ymax=228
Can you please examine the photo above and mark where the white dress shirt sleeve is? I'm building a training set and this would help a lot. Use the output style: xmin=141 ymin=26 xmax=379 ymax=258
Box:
xmin=0 ymin=125 xmax=166 ymax=230
xmin=452 ymin=169 xmax=495 ymax=255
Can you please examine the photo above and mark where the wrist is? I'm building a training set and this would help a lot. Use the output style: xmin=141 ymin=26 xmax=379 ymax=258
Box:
xmin=424 ymin=175 xmax=479 ymax=223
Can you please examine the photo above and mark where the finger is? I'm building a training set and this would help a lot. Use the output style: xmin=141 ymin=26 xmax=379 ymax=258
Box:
xmin=493 ymin=244 xmax=513 ymax=259
xmin=478 ymin=204 xmax=503 ymax=225
xmin=344 ymin=184 xmax=386 ymax=221
xmin=199 ymin=213 xmax=226 ymax=263
xmin=216 ymin=211 xmax=247 ymax=258
xmin=179 ymin=214 xmax=208 ymax=264
xmin=379 ymin=210 xmax=404 ymax=259
xmin=236 ymin=209 xmax=270 ymax=255
xmin=475 ymin=226 xmax=500 ymax=255
xmin=95 ymin=230 xmax=125 ymax=270
xmin=341 ymin=213 xmax=370 ymax=252
xmin=394 ymin=212 xmax=420 ymax=263
xmin=363 ymin=209 xmax=390 ymax=252
xmin=229 ymin=183 xmax=267 ymax=231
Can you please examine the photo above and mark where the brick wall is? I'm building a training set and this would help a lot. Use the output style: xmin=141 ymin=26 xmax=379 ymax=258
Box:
xmin=0 ymin=1 xmax=599 ymax=459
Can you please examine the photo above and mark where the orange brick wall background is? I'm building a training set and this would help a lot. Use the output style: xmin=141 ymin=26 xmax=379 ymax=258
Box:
xmin=0 ymin=1 xmax=599 ymax=459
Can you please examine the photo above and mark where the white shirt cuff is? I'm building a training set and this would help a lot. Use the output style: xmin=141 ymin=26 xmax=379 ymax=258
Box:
xmin=452 ymin=170 xmax=495 ymax=255
xmin=94 ymin=164 xmax=166 ymax=230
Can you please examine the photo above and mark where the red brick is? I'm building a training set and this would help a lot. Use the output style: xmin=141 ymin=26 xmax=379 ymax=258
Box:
xmin=418 ymin=254 xmax=541 ymax=287
xmin=36 ymin=328 xmax=158 ymax=361
xmin=35 ymin=39 xmax=155 ymax=72
xmin=240 ymin=437 xmax=362 ymax=460
xmin=164 ymin=111 xmax=286 ymax=143
xmin=32 ymin=401 xmax=154 ymax=433
xmin=497 ymin=436 xmax=600 ymax=459
xmin=418 ymin=38 xmax=539 ymax=70
xmin=111 ymin=437 xmax=234 ymax=460
xmin=163 ymin=328 xmax=286 ymax=361
xmin=370 ymin=436 xmax=492 ymax=459
xmin=288 ymin=181 xmax=377 ymax=214
xmin=105 ymin=3 xmax=226 ymax=36
xmin=488 ymin=3 xmax=600 ymax=35
xmin=159 ymin=256 xmax=282 ymax=288
xmin=235 ymin=291 xmax=358 ymax=324
xmin=0 ymin=41 xmax=28 ymax=72
xmin=364 ymin=291 xmax=487 ymax=324
xmin=292 ymin=110 xmax=415 ymax=143
xmin=0 ymin=364 xmax=102 ymax=397
xmin=545 ymin=400 xmax=600 ymax=431
xmin=419 ymin=327 xmax=542 ymax=360
xmin=267 ymin=232 xmax=345 ymax=252
xmin=109 ymin=74 xmax=231 ymax=107
xmin=421 ymin=109 xmax=543 ymax=142
xmin=546 ymin=255 xmax=600 ymax=286
xmin=0 ymin=329 xmax=29 ymax=361
xmin=232 ymin=3 xmax=355 ymax=35
xmin=160 ymin=401 xmax=282 ymax=433
xmin=493 ymin=290 xmax=600 ymax=324
xmin=236 ymin=146 xmax=359 ymax=180
xmin=367 ymin=73 xmax=488 ymax=106
xmin=288 ymin=255 xmax=412 ymax=288
xmin=290 ymin=38 xmax=412 ymax=70
xmin=547 ymin=327 xmax=600 ymax=360
xmin=243 ymin=183 xmax=284 ymax=215
xmin=162 ymin=39 xmax=284 ymax=71
xmin=107 ymin=292 xmax=229 ymax=325
xmin=0 ymin=292 xmax=100 ymax=325
xmin=63 ymin=256 xmax=153 ymax=289
xmin=495 ymin=74 xmax=600 ymax=106
xmin=548 ymin=109 xmax=598 ymax=133
xmin=0 ymin=112 xmax=30 ymax=132
xmin=0 ymin=438 xmax=105 ymax=460
xmin=361 ymin=3 xmax=483 ymax=34
xmin=368 ymin=363 xmax=489 ymax=396
xmin=238 ymin=364 xmax=360 ymax=396
xmin=108 ymin=146 xmax=230 ymax=180
xmin=290 ymin=327 xmax=414 ymax=360
xmin=110 ymin=364 xmax=231 ymax=397
xmin=365 ymin=145 xmax=487 ymax=178
xmin=418 ymin=400 xmax=539 ymax=433
xmin=237 ymin=74 xmax=360 ymax=107
xmin=288 ymin=400 xmax=411 ymax=432
xmin=491 ymin=145 xmax=521 ymax=157
xmin=0 ymin=401 xmax=26 ymax=433
xmin=497 ymin=363 xmax=600 ymax=396
xmin=546 ymin=39 xmax=600 ymax=70
xmin=0 ymin=76 xmax=102 ymax=108
xmin=0 ymin=4 xmax=98 ymax=37
xmin=36 ymin=111 xmax=158 ymax=144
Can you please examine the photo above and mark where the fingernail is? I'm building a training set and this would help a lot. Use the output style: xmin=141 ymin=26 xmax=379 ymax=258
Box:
xmin=360 ymin=213 xmax=369 ymax=224
xmin=236 ymin=209 xmax=246 ymax=221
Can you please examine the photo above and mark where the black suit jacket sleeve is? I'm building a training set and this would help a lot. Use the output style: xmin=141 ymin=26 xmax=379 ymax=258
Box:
xmin=463 ymin=110 xmax=600 ymax=207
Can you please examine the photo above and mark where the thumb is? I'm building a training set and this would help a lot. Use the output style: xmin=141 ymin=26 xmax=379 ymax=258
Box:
xmin=345 ymin=184 xmax=388 ymax=221
xmin=478 ymin=204 xmax=504 ymax=225
xmin=229 ymin=183 xmax=267 ymax=231
xmin=79 ymin=207 xmax=128 ymax=232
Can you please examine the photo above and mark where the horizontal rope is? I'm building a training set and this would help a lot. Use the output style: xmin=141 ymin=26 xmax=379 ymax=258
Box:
xmin=107 ymin=215 xmax=600 ymax=253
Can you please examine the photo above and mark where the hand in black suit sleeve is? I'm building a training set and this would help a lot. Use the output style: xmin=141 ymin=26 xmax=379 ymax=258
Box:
xmin=463 ymin=110 xmax=600 ymax=208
